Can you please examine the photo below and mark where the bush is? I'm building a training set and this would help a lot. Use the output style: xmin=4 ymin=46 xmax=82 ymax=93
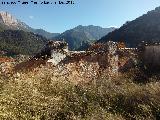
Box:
xmin=0 ymin=66 xmax=160 ymax=119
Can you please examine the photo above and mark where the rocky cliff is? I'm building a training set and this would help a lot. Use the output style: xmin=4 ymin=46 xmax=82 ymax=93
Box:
xmin=0 ymin=12 xmax=18 ymax=27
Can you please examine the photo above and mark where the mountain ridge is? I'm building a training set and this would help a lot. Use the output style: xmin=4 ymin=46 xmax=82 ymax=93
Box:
xmin=55 ymin=25 xmax=116 ymax=50
xmin=0 ymin=11 xmax=116 ymax=52
xmin=98 ymin=6 xmax=160 ymax=47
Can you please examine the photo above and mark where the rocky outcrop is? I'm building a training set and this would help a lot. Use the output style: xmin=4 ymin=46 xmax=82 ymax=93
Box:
xmin=0 ymin=12 xmax=18 ymax=26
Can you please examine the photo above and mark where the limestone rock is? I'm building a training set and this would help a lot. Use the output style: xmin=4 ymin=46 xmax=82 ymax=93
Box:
xmin=0 ymin=11 xmax=18 ymax=26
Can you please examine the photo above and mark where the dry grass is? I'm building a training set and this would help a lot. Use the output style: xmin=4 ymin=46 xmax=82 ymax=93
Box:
xmin=0 ymin=64 xmax=160 ymax=120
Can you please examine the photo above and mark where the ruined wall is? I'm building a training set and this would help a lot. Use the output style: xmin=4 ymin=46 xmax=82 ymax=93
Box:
xmin=117 ymin=47 xmax=137 ymax=72
xmin=138 ymin=44 xmax=160 ymax=70
xmin=44 ymin=41 xmax=119 ymax=79
xmin=60 ymin=41 xmax=119 ymax=80
xmin=33 ymin=41 xmax=68 ymax=66
xmin=14 ymin=41 xmax=119 ymax=83
xmin=48 ymin=50 xmax=67 ymax=65
xmin=144 ymin=46 xmax=160 ymax=67
xmin=107 ymin=41 xmax=119 ymax=77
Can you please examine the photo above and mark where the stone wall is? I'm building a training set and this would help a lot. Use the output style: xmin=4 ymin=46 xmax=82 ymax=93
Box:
xmin=60 ymin=41 xmax=119 ymax=79
xmin=14 ymin=41 xmax=119 ymax=82
xmin=48 ymin=50 xmax=67 ymax=65
xmin=118 ymin=48 xmax=137 ymax=72
xmin=138 ymin=43 xmax=160 ymax=70
xmin=107 ymin=41 xmax=119 ymax=77
xmin=34 ymin=41 xmax=68 ymax=65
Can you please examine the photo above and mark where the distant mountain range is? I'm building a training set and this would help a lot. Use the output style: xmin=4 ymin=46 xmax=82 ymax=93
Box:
xmin=3 ymin=6 xmax=160 ymax=54
xmin=98 ymin=7 xmax=160 ymax=47
xmin=55 ymin=25 xmax=116 ymax=50
xmin=0 ymin=11 xmax=116 ymax=53
xmin=33 ymin=29 xmax=60 ymax=39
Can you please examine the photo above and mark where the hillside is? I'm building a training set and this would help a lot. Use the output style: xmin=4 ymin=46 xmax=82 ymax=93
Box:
xmin=98 ymin=7 xmax=160 ymax=47
xmin=55 ymin=25 xmax=116 ymax=50
xmin=0 ymin=30 xmax=47 ymax=55
xmin=0 ymin=12 xmax=52 ymax=55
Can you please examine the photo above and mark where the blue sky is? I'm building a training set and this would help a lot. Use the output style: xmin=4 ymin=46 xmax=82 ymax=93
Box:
xmin=0 ymin=0 xmax=160 ymax=33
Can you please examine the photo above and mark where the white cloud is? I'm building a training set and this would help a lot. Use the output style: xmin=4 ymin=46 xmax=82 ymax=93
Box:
xmin=108 ymin=25 xmax=118 ymax=28
xmin=29 ymin=16 xmax=34 ymax=19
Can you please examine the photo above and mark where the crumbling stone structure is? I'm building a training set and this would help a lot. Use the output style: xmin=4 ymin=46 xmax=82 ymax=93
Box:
xmin=37 ymin=41 xmax=119 ymax=78
xmin=15 ymin=40 xmax=119 ymax=81
xmin=138 ymin=42 xmax=160 ymax=71
xmin=107 ymin=41 xmax=119 ymax=77
xmin=34 ymin=41 xmax=68 ymax=65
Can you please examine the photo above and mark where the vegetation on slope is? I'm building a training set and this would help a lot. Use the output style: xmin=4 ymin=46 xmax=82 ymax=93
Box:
xmin=55 ymin=25 xmax=116 ymax=50
xmin=0 ymin=30 xmax=47 ymax=55
xmin=0 ymin=65 xmax=160 ymax=119
xmin=98 ymin=7 xmax=160 ymax=47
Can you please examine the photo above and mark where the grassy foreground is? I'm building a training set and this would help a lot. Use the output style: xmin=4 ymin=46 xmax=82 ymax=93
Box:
xmin=0 ymin=66 xmax=160 ymax=120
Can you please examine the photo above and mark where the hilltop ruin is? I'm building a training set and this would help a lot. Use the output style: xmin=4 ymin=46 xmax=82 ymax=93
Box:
xmin=31 ymin=41 xmax=119 ymax=79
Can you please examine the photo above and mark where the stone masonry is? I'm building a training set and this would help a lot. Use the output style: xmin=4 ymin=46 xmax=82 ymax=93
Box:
xmin=14 ymin=40 xmax=119 ymax=81
xmin=39 ymin=40 xmax=119 ymax=78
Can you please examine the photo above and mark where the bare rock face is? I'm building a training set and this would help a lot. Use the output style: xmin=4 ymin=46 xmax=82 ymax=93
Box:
xmin=0 ymin=11 xmax=18 ymax=26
